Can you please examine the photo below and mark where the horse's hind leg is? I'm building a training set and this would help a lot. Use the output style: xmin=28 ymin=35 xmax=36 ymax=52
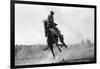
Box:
xmin=49 ymin=45 xmax=55 ymax=58
xmin=47 ymin=39 xmax=55 ymax=58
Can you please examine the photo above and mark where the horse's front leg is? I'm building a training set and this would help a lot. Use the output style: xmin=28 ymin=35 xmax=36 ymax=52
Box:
xmin=56 ymin=43 xmax=61 ymax=52
xmin=54 ymin=35 xmax=62 ymax=52
xmin=59 ymin=36 xmax=68 ymax=48
xmin=55 ymin=37 xmax=61 ymax=52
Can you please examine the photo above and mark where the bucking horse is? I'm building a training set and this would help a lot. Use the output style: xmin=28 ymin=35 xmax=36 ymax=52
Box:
xmin=43 ymin=20 xmax=67 ymax=58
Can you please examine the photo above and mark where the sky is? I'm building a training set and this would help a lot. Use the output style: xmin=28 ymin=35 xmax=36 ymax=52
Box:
xmin=15 ymin=4 xmax=94 ymax=45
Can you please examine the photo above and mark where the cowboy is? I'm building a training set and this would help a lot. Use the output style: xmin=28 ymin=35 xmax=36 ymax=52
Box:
xmin=47 ymin=11 xmax=55 ymax=24
xmin=45 ymin=11 xmax=57 ymax=37
xmin=43 ymin=11 xmax=67 ymax=51
xmin=48 ymin=11 xmax=67 ymax=47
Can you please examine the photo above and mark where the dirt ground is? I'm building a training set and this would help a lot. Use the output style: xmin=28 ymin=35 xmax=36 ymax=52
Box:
xmin=15 ymin=41 xmax=95 ymax=65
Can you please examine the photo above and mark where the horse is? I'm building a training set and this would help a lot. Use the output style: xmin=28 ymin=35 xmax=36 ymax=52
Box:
xmin=43 ymin=20 xmax=62 ymax=58
xmin=46 ymin=28 xmax=62 ymax=58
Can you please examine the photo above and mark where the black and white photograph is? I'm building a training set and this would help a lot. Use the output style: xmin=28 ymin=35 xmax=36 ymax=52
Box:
xmin=11 ymin=1 xmax=96 ymax=68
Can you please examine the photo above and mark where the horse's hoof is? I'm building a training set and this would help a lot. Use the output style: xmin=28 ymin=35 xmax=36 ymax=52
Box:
xmin=64 ymin=45 xmax=68 ymax=48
